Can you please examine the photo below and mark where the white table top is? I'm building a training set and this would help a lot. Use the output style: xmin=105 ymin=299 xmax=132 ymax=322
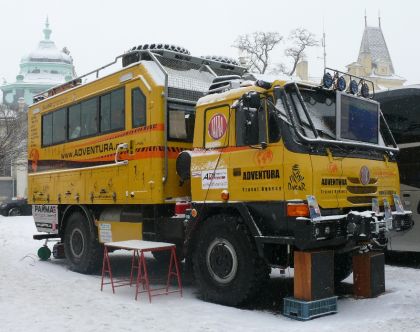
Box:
xmin=104 ymin=240 xmax=175 ymax=251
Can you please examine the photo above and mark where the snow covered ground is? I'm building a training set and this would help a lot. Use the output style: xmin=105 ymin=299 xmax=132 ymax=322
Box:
xmin=1 ymin=216 xmax=420 ymax=332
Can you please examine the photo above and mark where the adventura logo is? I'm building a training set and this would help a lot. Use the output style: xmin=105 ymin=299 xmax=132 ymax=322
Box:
xmin=242 ymin=169 xmax=280 ymax=180
xmin=288 ymin=164 xmax=305 ymax=191
xmin=321 ymin=178 xmax=347 ymax=186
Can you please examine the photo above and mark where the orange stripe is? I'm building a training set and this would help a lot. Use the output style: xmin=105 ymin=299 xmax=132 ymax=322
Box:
xmin=72 ymin=123 xmax=164 ymax=148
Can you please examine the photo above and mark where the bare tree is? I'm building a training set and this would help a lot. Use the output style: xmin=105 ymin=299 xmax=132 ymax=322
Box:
xmin=0 ymin=103 xmax=27 ymax=173
xmin=285 ymin=28 xmax=319 ymax=76
xmin=233 ymin=32 xmax=283 ymax=74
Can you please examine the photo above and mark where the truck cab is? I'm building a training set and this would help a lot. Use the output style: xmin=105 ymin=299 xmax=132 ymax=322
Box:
xmin=182 ymin=71 xmax=413 ymax=305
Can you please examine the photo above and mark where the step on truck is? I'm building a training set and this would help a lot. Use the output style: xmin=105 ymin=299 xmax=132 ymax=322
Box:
xmin=28 ymin=45 xmax=413 ymax=306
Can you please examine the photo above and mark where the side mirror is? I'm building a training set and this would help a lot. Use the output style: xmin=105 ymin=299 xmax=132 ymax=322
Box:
xmin=243 ymin=91 xmax=261 ymax=109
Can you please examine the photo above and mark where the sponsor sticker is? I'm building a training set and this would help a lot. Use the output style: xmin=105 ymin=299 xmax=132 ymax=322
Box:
xmin=208 ymin=114 xmax=227 ymax=140
xmin=99 ymin=223 xmax=112 ymax=243
xmin=32 ymin=205 xmax=58 ymax=234
xmin=201 ymin=168 xmax=228 ymax=189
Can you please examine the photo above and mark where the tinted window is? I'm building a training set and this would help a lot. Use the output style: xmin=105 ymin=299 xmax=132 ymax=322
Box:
xmin=380 ymin=95 xmax=420 ymax=144
xmin=132 ymin=88 xmax=146 ymax=128
xmin=236 ymin=105 xmax=265 ymax=146
xmin=81 ymin=98 xmax=98 ymax=137
xmin=52 ymin=108 xmax=66 ymax=144
xmin=42 ymin=113 xmax=53 ymax=146
xmin=100 ymin=93 xmax=111 ymax=132
xmin=168 ymin=103 xmax=195 ymax=142
xmin=110 ymin=89 xmax=124 ymax=130
xmin=69 ymin=104 xmax=81 ymax=139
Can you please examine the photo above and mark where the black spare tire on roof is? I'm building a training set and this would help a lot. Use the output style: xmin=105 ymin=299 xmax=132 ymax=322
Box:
xmin=122 ymin=43 xmax=191 ymax=67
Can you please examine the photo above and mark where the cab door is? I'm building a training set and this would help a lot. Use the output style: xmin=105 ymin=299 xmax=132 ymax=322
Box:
xmin=126 ymin=80 xmax=152 ymax=203
xmin=229 ymin=98 xmax=284 ymax=203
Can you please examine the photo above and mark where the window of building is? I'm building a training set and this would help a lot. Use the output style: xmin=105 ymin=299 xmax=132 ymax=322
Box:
xmin=42 ymin=113 xmax=53 ymax=146
xmin=0 ymin=158 xmax=12 ymax=177
xmin=132 ymin=88 xmax=146 ymax=128
xmin=168 ymin=103 xmax=195 ymax=142
xmin=52 ymin=108 xmax=66 ymax=144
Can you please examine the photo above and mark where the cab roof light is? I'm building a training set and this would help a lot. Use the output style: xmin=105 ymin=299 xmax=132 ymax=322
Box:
xmin=336 ymin=76 xmax=346 ymax=91
xmin=287 ymin=203 xmax=310 ymax=217
xmin=349 ymin=79 xmax=359 ymax=95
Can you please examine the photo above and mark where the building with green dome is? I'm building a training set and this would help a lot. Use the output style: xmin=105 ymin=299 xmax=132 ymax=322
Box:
xmin=0 ymin=18 xmax=77 ymax=201
xmin=1 ymin=18 xmax=76 ymax=108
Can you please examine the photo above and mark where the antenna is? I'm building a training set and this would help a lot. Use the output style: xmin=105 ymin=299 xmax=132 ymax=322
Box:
xmin=365 ymin=9 xmax=367 ymax=27
xmin=322 ymin=18 xmax=327 ymax=70
xmin=378 ymin=10 xmax=381 ymax=28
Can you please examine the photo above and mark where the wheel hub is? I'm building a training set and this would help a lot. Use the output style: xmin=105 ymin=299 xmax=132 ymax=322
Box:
xmin=206 ymin=238 xmax=238 ymax=284
xmin=70 ymin=228 xmax=85 ymax=258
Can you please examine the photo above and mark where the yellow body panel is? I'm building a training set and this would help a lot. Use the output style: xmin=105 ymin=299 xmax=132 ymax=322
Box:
xmin=28 ymin=63 xmax=191 ymax=206
xmin=96 ymin=221 xmax=142 ymax=243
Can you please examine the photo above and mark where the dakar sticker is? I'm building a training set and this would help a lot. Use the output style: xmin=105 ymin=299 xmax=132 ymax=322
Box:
xmin=288 ymin=164 xmax=305 ymax=191
xmin=201 ymin=168 xmax=228 ymax=189
xmin=208 ymin=114 xmax=227 ymax=140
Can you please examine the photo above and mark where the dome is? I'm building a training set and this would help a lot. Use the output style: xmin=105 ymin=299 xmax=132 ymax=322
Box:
xmin=22 ymin=18 xmax=73 ymax=65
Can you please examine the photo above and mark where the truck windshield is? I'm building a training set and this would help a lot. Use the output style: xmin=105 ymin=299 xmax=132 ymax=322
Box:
xmin=289 ymin=88 xmax=336 ymax=139
xmin=286 ymin=86 xmax=394 ymax=148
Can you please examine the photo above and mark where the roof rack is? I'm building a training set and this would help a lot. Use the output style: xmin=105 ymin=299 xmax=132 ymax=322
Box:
xmin=32 ymin=49 xmax=247 ymax=104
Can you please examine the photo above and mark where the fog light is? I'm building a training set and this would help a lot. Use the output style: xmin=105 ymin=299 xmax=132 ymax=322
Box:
xmin=349 ymin=80 xmax=358 ymax=94
xmin=337 ymin=76 xmax=346 ymax=91
xmin=322 ymin=72 xmax=333 ymax=88
xmin=325 ymin=226 xmax=331 ymax=235
xmin=315 ymin=227 xmax=320 ymax=236
xmin=361 ymin=82 xmax=370 ymax=98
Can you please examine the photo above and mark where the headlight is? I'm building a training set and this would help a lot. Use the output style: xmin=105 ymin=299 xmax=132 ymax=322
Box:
xmin=0 ymin=204 xmax=7 ymax=209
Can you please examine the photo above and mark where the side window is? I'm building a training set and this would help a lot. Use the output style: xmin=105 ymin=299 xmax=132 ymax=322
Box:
xmin=42 ymin=113 xmax=53 ymax=146
xmin=100 ymin=93 xmax=111 ymax=132
xmin=52 ymin=108 xmax=66 ymax=144
xmin=81 ymin=98 xmax=98 ymax=137
xmin=268 ymin=99 xmax=281 ymax=143
xmin=100 ymin=88 xmax=125 ymax=133
xmin=236 ymin=107 xmax=261 ymax=146
xmin=69 ymin=104 xmax=81 ymax=139
xmin=110 ymin=89 xmax=124 ymax=130
xmin=168 ymin=103 xmax=195 ymax=142
xmin=132 ymin=88 xmax=146 ymax=128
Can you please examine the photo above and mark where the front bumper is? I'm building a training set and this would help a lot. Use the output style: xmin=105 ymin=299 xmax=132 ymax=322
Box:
xmin=292 ymin=208 xmax=413 ymax=250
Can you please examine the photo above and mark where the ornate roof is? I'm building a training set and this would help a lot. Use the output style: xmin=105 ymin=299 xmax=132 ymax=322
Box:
xmin=21 ymin=18 xmax=73 ymax=65
xmin=357 ymin=25 xmax=395 ymax=74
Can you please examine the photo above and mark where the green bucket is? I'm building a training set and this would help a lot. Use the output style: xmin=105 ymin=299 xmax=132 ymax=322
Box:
xmin=37 ymin=246 xmax=51 ymax=261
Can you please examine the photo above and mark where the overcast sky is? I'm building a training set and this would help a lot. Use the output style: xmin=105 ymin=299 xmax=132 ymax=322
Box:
xmin=1 ymin=0 xmax=419 ymax=85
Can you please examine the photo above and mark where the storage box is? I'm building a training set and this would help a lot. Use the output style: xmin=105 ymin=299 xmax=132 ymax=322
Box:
xmin=283 ymin=296 xmax=338 ymax=321
xmin=294 ymin=250 xmax=334 ymax=300
xmin=353 ymin=251 xmax=385 ymax=298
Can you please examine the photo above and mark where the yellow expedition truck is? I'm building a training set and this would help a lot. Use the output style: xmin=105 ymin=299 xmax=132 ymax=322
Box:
xmin=28 ymin=44 xmax=412 ymax=306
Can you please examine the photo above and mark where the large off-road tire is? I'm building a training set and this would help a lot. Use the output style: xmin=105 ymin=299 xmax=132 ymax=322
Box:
xmin=192 ymin=214 xmax=269 ymax=306
xmin=334 ymin=252 xmax=353 ymax=284
xmin=64 ymin=211 xmax=102 ymax=274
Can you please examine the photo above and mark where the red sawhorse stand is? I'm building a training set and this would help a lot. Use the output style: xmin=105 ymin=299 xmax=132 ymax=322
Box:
xmin=100 ymin=240 xmax=182 ymax=302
